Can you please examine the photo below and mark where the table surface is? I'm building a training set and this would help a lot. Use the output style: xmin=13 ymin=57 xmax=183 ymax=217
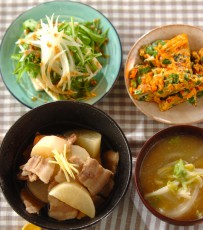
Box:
xmin=1 ymin=0 xmax=203 ymax=229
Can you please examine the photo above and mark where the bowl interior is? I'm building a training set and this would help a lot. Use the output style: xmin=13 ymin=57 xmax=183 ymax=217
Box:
xmin=135 ymin=125 xmax=203 ymax=226
xmin=0 ymin=101 xmax=131 ymax=229
xmin=125 ymin=24 xmax=203 ymax=124
xmin=0 ymin=1 xmax=122 ymax=108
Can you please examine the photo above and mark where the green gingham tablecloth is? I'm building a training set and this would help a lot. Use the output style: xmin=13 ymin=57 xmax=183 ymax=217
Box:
xmin=1 ymin=0 xmax=203 ymax=229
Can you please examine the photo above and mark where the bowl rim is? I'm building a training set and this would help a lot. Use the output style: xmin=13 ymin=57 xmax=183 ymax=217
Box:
xmin=124 ymin=24 xmax=203 ymax=125
xmin=0 ymin=100 xmax=132 ymax=229
xmin=134 ymin=124 xmax=203 ymax=226
xmin=0 ymin=0 xmax=123 ymax=109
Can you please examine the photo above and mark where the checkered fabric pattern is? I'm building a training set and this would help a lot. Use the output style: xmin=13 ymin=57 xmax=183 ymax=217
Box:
xmin=1 ymin=0 xmax=203 ymax=229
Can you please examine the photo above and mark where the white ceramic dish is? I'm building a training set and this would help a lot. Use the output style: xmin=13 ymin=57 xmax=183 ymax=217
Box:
xmin=125 ymin=24 xmax=203 ymax=124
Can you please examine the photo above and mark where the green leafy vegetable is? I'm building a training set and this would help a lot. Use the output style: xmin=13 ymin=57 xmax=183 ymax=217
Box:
xmin=184 ymin=73 xmax=190 ymax=81
xmin=197 ymin=90 xmax=203 ymax=97
xmin=12 ymin=15 xmax=108 ymax=101
xmin=188 ymin=96 xmax=196 ymax=105
xmin=23 ymin=19 xmax=38 ymax=32
xmin=145 ymin=45 xmax=158 ymax=57
xmin=165 ymin=73 xmax=179 ymax=86
xmin=173 ymin=159 xmax=187 ymax=180
xmin=138 ymin=66 xmax=151 ymax=75
xmin=152 ymin=40 xmax=166 ymax=47
xmin=145 ymin=40 xmax=166 ymax=57
xmin=162 ymin=59 xmax=172 ymax=65
xmin=134 ymin=89 xmax=142 ymax=95
xmin=79 ymin=24 xmax=108 ymax=47
xmin=173 ymin=53 xmax=182 ymax=62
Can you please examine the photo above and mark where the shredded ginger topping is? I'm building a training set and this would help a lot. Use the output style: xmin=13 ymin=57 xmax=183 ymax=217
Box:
xmin=49 ymin=144 xmax=79 ymax=182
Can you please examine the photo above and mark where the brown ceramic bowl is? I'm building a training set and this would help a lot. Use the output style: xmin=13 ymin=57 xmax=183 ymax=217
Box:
xmin=135 ymin=125 xmax=203 ymax=226
xmin=0 ymin=101 xmax=132 ymax=230
xmin=124 ymin=24 xmax=203 ymax=124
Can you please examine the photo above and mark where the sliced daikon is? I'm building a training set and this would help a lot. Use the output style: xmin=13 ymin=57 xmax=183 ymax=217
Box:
xmin=31 ymin=135 xmax=70 ymax=158
xmin=49 ymin=182 xmax=95 ymax=218
xmin=66 ymin=130 xmax=101 ymax=158
xmin=70 ymin=145 xmax=90 ymax=161
xmin=27 ymin=180 xmax=49 ymax=203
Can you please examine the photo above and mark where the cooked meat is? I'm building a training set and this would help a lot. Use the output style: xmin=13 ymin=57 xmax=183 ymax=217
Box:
xmin=66 ymin=133 xmax=77 ymax=153
xmin=48 ymin=180 xmax=59 ymax=193
xmin=76 ymin=211 xmax=86 ymax=219
xmin=54 ymin=169 xmax=66 ymax=184
xmin=67 ymin=133 xmax=77 ymax=143
xmin=20 ymin=155 xmax=55 ymax=184
xmin=99 ymin=177 xmax=115 ymax=197
xmin=78 ymin=157 xmax=113 ymax=196
xmin=69 ymin=155 xmax=85 ymax=171
xmin=17 ymin=170 xmax=38 ymax=181
xmin=92 ymin=195 xmax=105 ymax=210
xmin=48 ymin=195 xmax=78 ymax=220
xmin=21 ymin=188 xmax=45 ymax=214
xmin=102 ymin=150 xmax=119 ymax=175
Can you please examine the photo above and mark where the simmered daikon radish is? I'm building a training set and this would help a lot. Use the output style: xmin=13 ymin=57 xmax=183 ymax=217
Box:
xmin=27 ymin=180 xmax=49 ymax=203
xmin=66 ymin=130 xmax=101 ymax=158
xmin=70 ymin=145 xmax=90 ymax=161
xmin=49 ymin=182 xmax=95 ymax=218
xmin=31 ymin=136 xmax=70 ymax=158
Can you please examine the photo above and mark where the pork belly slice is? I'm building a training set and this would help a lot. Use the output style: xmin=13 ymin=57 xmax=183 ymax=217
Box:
xmin=99 ymin=177 xmax=115 ymax=198
xmin=20 ymin=155 xmax=55 ymax=184
xmin=92 ymin=195 xmax=105 ymax=210
xmin=102 ymin=150 xmax=119 ymax=175
xmin=66 ymin=133 xmax=77 ymax=153
xmin=47 ymin=170 xmax=66 ymax=193
xmin=48 ymin=195 xmax=78 ymax=220
xmin=21 ymin=188 xmax=45 ymax=214
xmin=54 ymin=169 xmax=67 ymax=184
xmin=69 ymin=155 xmax=85 ymax=171
xmin=78 ymin=157 xmax=113 ymax=196
xmin=76 ymin=211 xmax=86 ymax=219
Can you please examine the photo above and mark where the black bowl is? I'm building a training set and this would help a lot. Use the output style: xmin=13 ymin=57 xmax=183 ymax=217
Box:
xmin=0 ymin=101 xmax=132 ymax=230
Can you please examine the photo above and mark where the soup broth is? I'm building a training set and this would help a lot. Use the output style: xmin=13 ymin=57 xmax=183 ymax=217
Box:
xmin=140 ymin=134 xmax=203 ymax=221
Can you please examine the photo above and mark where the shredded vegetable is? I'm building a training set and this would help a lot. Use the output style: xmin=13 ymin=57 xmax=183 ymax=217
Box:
xmin=145 ymin=159 xmax=203 ymax=218
xmin=12 ymin=15 xmax=108 ymax=101
xmin=49 ymin=144 xmax=79 ymax=182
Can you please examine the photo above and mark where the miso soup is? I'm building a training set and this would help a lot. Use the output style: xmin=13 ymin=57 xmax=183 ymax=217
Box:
xmin=140 ymin=134 xmax=203 ymax=221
